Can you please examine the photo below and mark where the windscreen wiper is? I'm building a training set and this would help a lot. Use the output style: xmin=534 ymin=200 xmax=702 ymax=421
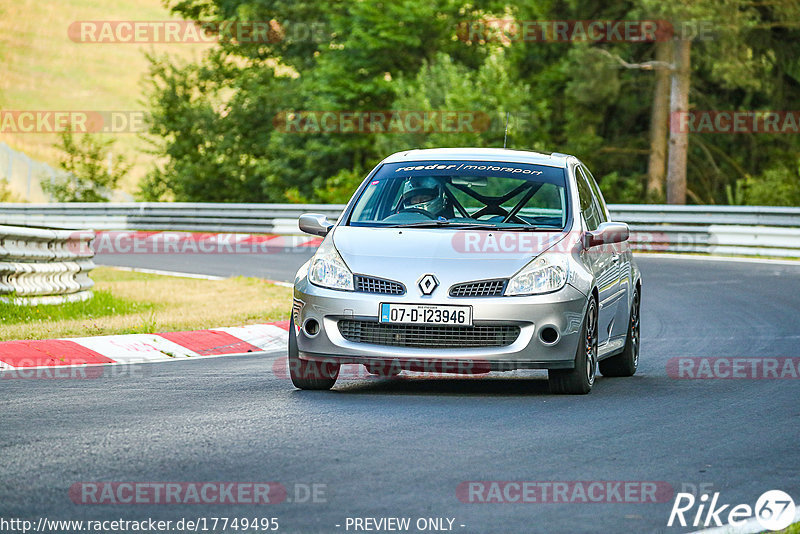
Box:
xmin=380 ymin=221 xmax=554 ymax=231
xmin=381 ymin=221 xmax=495 ymax=229
xmin=494 ymin=225 xmax=558 ymax=231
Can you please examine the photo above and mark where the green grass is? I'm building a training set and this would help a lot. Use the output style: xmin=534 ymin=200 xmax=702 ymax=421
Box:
xmin=0 ymin=289 xmax=150 ymax=325
xmin=0 ymin=266 xmax=292 ymax=341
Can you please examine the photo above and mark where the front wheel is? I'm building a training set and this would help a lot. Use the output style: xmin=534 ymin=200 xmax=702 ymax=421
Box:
xmin=599 ymin=288 xmax=640 ymax=377
xmin=288 ymin=316 xmax=339 ymax=390
xmin=549 ymin=298 xmax=597 ymax=395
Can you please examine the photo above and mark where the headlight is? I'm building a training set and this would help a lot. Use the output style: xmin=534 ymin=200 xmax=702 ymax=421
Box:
xmin=308 ymin=237 xmax=354 ymax=291
xmin=505 ymin=252 xmax=569 ymax=296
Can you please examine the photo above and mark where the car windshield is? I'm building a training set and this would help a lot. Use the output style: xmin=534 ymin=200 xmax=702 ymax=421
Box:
xmin=347 ymin=160 xmax=568 ymax=229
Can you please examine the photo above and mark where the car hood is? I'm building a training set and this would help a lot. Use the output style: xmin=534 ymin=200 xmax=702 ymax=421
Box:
xmin=332 ymin=226 xmax=568 ymax=287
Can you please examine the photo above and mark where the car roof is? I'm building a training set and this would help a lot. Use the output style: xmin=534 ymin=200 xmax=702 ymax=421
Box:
xmin=381 ymin=148 xmax=573 ymax=168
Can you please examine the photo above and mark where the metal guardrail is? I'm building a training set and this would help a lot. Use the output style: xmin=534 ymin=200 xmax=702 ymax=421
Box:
xmin=611 ymin=205 xmax=800 ymax=257
xmin=0 ymin=225 xmax=95 ymax=305
xmin=0 ymin=203 xmax=345 ymax=234
xmin=0 ymin=203 xmax=799 ymax=258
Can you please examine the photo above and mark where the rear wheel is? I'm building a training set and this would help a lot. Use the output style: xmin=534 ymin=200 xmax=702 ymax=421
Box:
xmin=288 ymin=315 xmax=339 ymax=390
xmin=549 ymin=298 xmax=597 ymax=395
xmin=599 ymin=288 xmax=640 ymax=377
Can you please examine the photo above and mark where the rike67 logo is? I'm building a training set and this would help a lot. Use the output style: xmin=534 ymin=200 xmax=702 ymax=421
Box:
xmin=668 ymin=489 xmax=796 ymax=531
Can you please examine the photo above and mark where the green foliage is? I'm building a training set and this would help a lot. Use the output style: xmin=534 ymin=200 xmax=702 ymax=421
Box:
xmin=732 ymin=162 xmax=800 ymax=206
xmin=375 ymin=51 xmax=536 ymax=155
xmin=311 ymin=168 xmax=367 ymax=204
xmin=43 ymin=132 xmax=132 ymax=202
xmin=597 ymin=172 xmax=645 ymax=204
xmin=140 ymin=51 xmax=287 ymax=202
xmin=140 ymin=0 xmax=800 ymax=206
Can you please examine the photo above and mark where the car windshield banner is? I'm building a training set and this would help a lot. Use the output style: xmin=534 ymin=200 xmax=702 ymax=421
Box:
xmin=376 ymin=160 xmax=566 ymax=186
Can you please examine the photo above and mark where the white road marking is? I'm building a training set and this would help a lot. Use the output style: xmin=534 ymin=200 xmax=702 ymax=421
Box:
xmin=107 ymin=266 xmax=227 ymax=280
xmin=635 ymin=252 xmax=800 ymax=267
xmin=69 ymin=334 xmax=202 ymax=363
xmin=213 ymin=324 xmax=288 ymax=352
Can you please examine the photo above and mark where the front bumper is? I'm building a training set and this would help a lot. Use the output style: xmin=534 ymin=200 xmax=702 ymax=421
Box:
xmin=293 ymin=277 xmax=588 ymax=372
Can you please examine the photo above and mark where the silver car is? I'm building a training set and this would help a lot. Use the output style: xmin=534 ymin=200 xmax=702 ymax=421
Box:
xmin=290 ymin=148 xmax=641 ymax=394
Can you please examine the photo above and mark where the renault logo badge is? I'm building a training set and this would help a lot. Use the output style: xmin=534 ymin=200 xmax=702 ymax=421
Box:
xmin=418 ymin=274 xmax=438 ymax=295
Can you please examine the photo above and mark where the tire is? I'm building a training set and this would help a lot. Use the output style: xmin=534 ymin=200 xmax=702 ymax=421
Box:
xmin=549 ymin=298 xmax=598 ymax=395
xmin=599 ymin=288 xmax=640 ymax=377
xmin=288 ymin=315 xmax=339 ymax=390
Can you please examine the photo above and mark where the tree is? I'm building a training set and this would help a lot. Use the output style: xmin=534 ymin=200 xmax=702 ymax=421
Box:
xmin=141 ymin=0 xmax=496 ymax=202
xmin=646 ymin=41 xmax=671 ymax=202
xmin=43 ymin=132 xmax=131 ymax=202
xmin=141 ymin=0 xmax=800 ymax=206
xmin=666 ymin=37 xmax=690 ymax=204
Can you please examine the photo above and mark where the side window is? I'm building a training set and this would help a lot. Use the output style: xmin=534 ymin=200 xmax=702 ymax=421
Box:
xmin=575 ymin=167 xmax=601 ymax=231
xmin=582 ymin=165 xmax=610 ymax=222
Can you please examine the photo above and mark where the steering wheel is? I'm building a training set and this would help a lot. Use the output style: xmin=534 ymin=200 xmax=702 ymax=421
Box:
xmin=398 ymin=207 xmax=435 ymax=218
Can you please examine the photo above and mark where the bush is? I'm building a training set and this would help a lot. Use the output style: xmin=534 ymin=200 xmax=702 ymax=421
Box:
xmin=42 ymin=132 xmax=131 ymax=202
xmin=596 ymin=171 xmax=645 ymax=204
xmin=738 ymin=162 xmax=800 ymax=206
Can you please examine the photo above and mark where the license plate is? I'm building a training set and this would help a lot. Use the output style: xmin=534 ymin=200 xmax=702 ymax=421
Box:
xmin=379 ymin=303 xmax=472 ymax=326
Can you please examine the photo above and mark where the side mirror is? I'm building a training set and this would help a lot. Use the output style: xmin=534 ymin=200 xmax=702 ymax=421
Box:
xmin=585 ymin=222 xmax=629 ymax=248
xmin=299 ymin=213 xmax=334 ymax=237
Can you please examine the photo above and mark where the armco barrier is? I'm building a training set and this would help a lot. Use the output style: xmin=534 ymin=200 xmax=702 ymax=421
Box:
xmin=0 ymin=203 xmax=799 ymax=258
xmin=0 ymin=203 xmax=345 ymax=234
xmin=0 ymin=225 xmax=95 ymax=304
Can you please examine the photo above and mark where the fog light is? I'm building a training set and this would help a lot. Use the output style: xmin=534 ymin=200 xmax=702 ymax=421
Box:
xmin=303 ymin=318 xmax=320 ymax=337
xmin=539 ymin=326 xmax=560 ymax=345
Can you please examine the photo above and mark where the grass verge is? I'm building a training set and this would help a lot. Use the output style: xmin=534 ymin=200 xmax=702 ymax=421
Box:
xmin=0 ymin=267 xmax=292 ymax=341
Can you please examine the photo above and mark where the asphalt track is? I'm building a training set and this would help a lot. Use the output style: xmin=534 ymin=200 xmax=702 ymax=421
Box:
xmin=94 ymin=247 xmax=317 ymax=283
xmin=2 ymin=252 xmax=800 ymax=533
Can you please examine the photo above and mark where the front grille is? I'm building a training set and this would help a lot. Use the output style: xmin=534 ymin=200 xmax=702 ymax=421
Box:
xmin=354 ymin=275 xmax=405 ymax=295
xmin=338 ymin=320 xmax=520 ymax=348
xmin=449 ymin=279 xmax=507 ymax=297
